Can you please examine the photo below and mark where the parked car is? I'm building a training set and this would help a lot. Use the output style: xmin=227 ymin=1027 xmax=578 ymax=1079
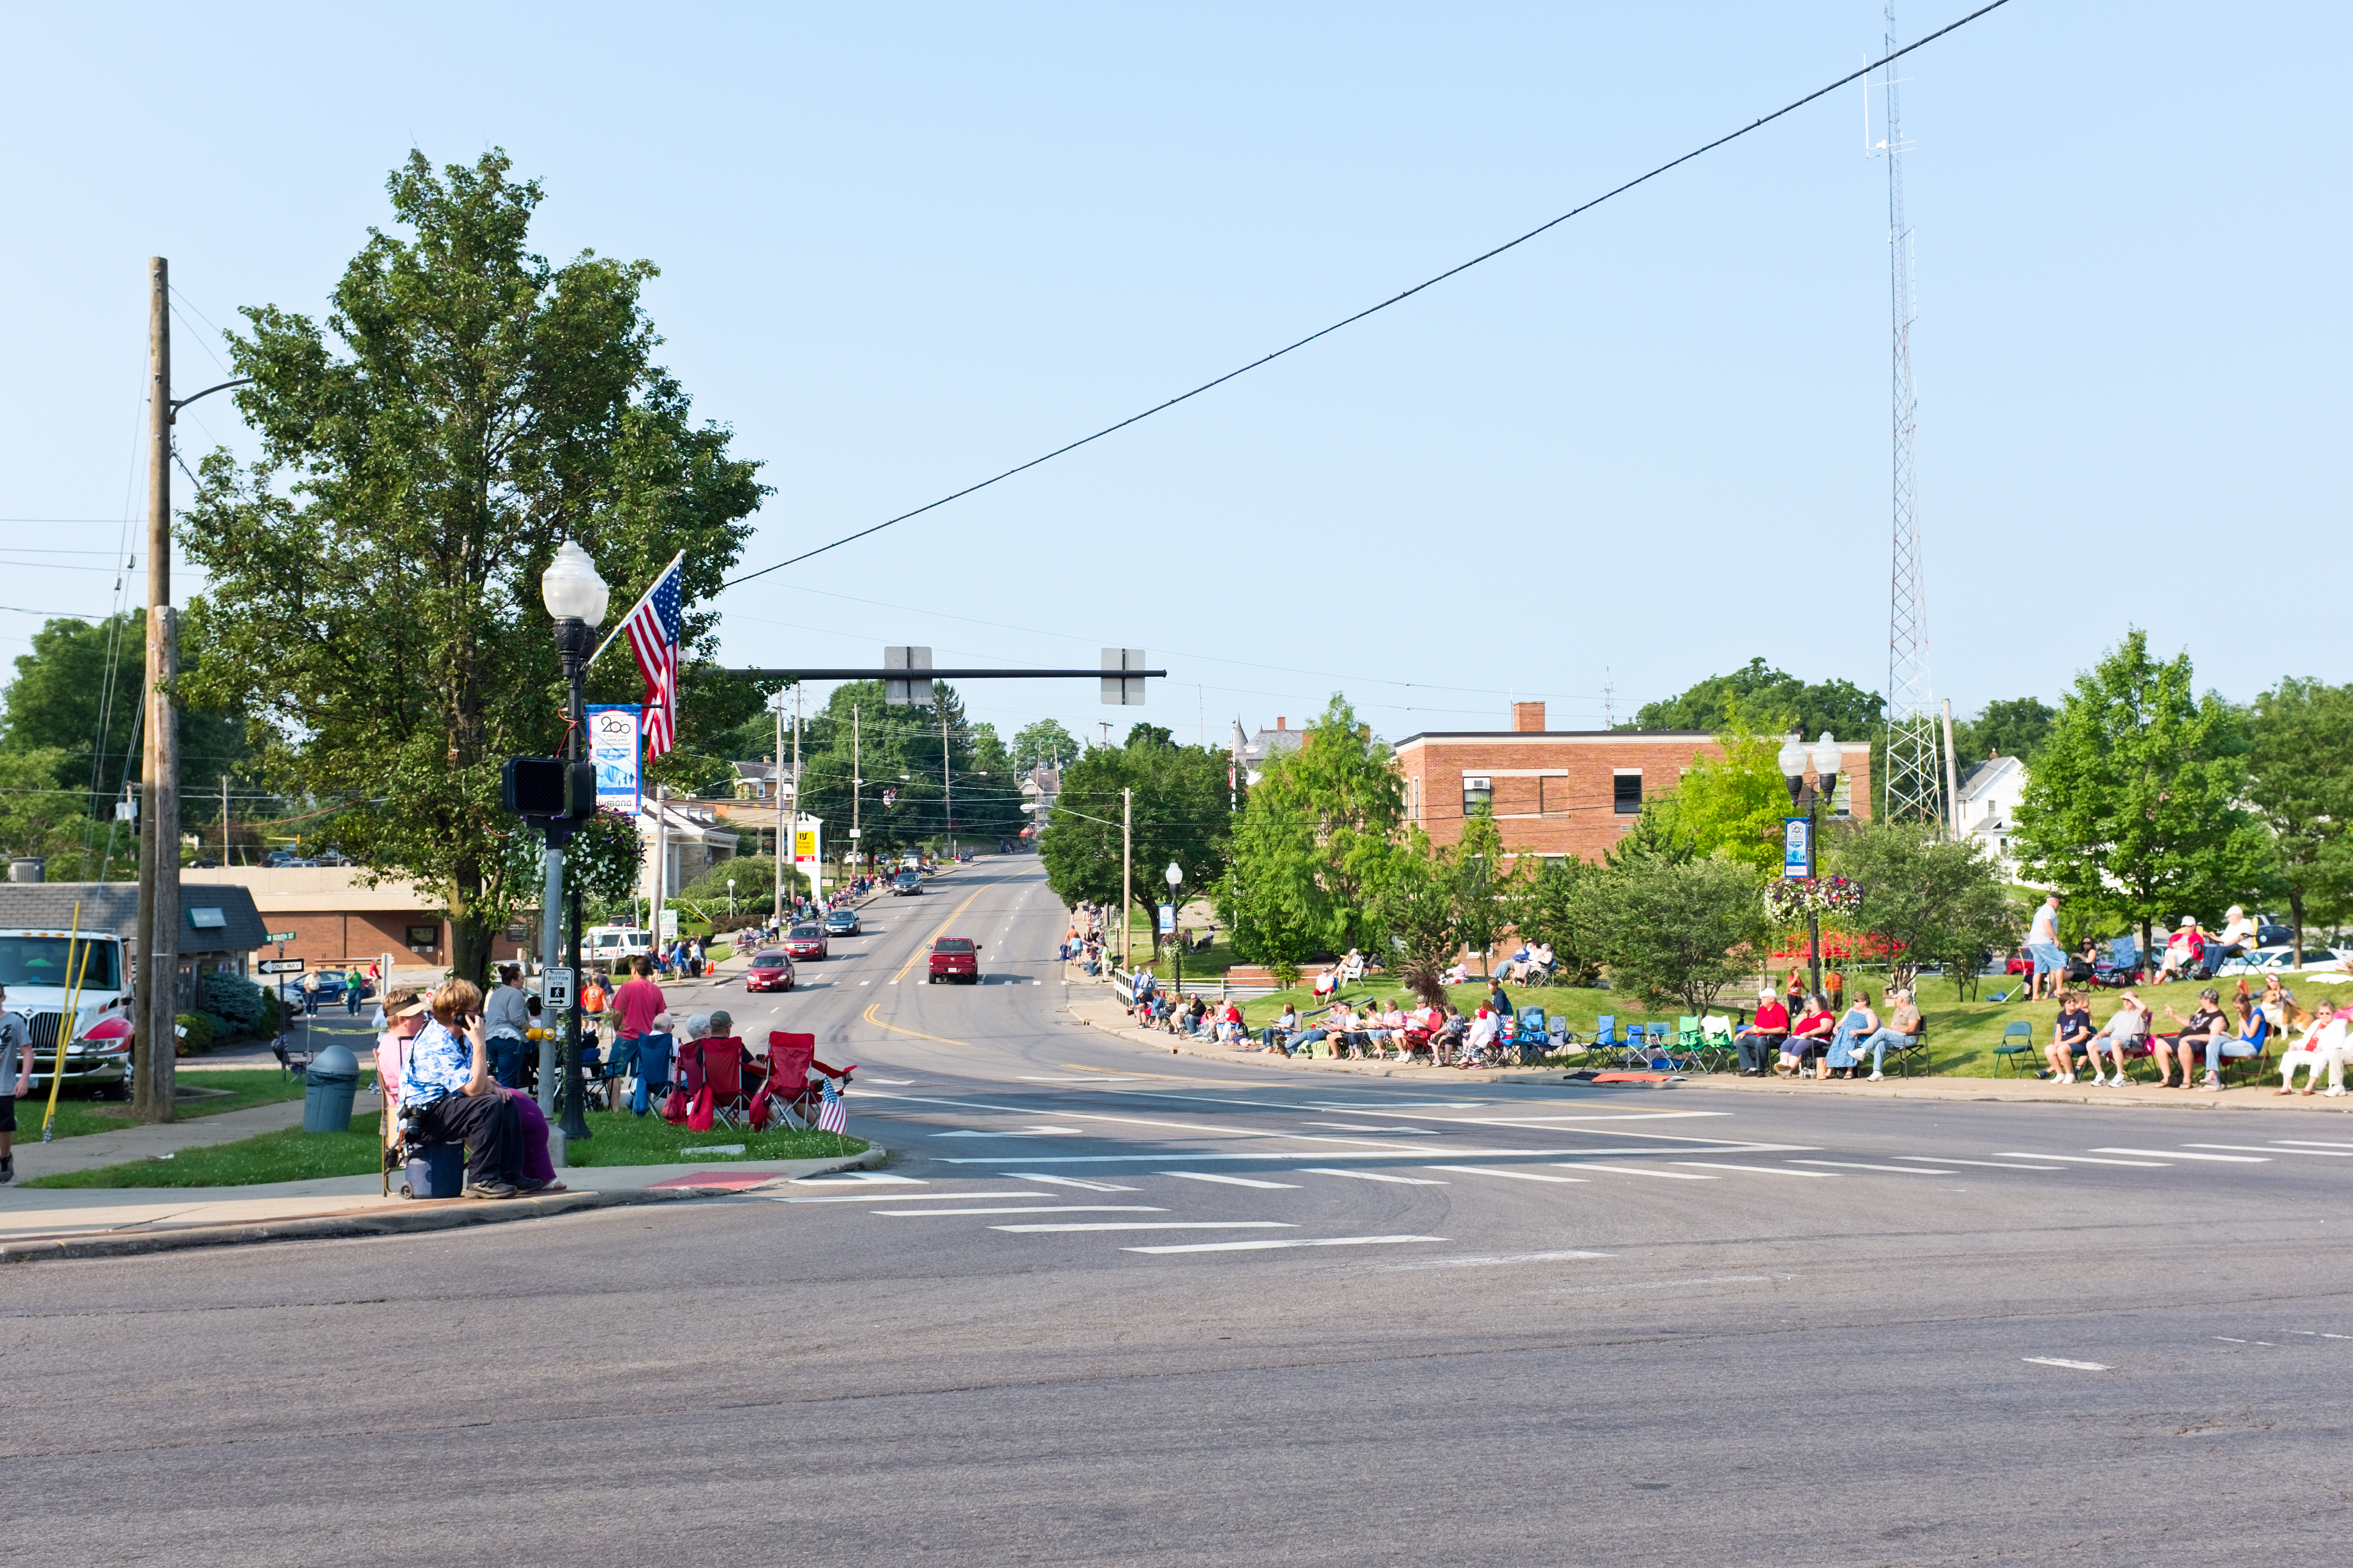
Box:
xmin=744 ymin=951 xmax=795 ymax=993
xmin=928 ymin=936 xmax=981 ymax=984
xmin=824 ymin=908 xmax=861 ymax=937
xmin=2216 ymin=945 xmax=2348 ymax=975
xmin=891 ymin=871 xmax=923 ymax=896
xmin=312 ymin=848 xmax=355 ymax=867
xmin=782 ymin=924 xmax=830 ymax=961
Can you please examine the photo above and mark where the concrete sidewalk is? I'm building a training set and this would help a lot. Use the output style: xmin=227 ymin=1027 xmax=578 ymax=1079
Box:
xmin=1062 ymin=990 xmax=2353 ymax=1113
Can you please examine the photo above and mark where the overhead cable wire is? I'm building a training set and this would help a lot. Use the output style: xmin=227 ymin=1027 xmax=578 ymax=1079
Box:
xmin=722 ymin=0 xmax=2016 ymax=591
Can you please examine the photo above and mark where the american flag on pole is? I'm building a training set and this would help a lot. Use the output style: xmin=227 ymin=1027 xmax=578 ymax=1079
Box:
xmin=817 ymin=1075 xmax=848 ymax=1134
xmin=617 ymin=553 xmax=686 ymax=758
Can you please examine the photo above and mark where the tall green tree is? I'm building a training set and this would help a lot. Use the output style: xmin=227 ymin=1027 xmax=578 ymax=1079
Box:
xmin=1571 ymin=854 xmax=1768 ymax=1017
xmin=1216 ymin=695 xmax=1406 ymax=964
xmin=2245 ymin=677 xmax=2353 ymax=958
xmin=1451 ymin=807 xmax=1514 ymax=975
xmin=2010 ymin=631 xmax=2254 ymax=958
xmin=0 ymin=749 xmax=93 ymax=867
xmin=1040 ymin=726 xmax=1233 ymax=954
xmin=791 ymin=680 xmax=1023 ymax=862
xmin=1827 ymin=818 xmax=2021 ymax=997
xmin=1951 ymin=696 xmax=2057 ymax=776
xmin=1507 ymin=855 xmax=1603 ymax=986
xmin=180 ymin=150 xmax=772 ymax=983
xmin=1378 ymin=838 xmax=1461 ymax=1006
xmin=1660 ymin=728 xmax=1790 ymax=873
xmin=1010 ymin=718 xmax=1081 ymax=773
xmin=1630 ymin=657 xmax=1885 ymax=740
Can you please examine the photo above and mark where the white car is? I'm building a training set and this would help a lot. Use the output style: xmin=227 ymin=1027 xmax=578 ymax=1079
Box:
xmin=2215 ymin=945 xmax=2347 ymax=976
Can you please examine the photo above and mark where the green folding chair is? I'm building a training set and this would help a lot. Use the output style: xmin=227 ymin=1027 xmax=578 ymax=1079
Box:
xmin=1993 ymin=1020 xmax=2036 ymax=1077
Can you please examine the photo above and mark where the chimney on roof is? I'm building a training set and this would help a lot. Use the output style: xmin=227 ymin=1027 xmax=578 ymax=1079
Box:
xmin=1511 ymin=701 xmax=1546 ymax=733
xmin=1276 ymin=716 xmax=1286 ymax=730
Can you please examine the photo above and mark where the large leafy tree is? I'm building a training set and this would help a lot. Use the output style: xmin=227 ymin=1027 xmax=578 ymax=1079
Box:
xmin=1216 ymin=695 xmax=1405 ymax=964
xmin=1506 ymin=855 xmax=1602 ymax=986
xmin=1826 ymin=818 xmax=2021 ymax=997
xmin=1660 ymin=728 xmax=1789 ymax=873
xmin=1010 ymin=718 xmax=1082 ymax=773
xmin=1377 ymin=839 xmax=1460 ymax=1006
xmin=1951 ymin=696 xmax=2057 ymax=776
xmin=2245 ymin=677 xmax=2353 ymax=957
xmin=180 ymin=151 xmax=771 ymax=983
xmin=0 ymin=749 xmax=93 ymax=867
xmin=790 ymin=680 xmax=1024 ymax=865
xmin=2011 ymin=631 xmax=2255 ymax=958
xmin=1631 ymin=657 xmax=1884 ymax=740
xmin=1451 ymin=807 xmax=1514 ymax=975
xmin=1039 ymin=725 xmax=1232 ymax=954
xmin=1571 ymin=854 xmax=1768 ymax=1017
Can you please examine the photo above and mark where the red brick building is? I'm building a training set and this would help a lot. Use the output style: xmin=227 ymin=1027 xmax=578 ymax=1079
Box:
xmin=1391 ymin=701 xmax=1872 ymax=864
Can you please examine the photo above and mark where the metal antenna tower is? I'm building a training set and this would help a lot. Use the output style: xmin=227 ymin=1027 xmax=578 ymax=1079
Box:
xmin=1874 ymin=0 xmax=1942 ymax=825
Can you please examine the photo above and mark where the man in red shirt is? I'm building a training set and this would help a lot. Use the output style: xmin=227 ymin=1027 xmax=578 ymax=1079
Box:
xmin=1734 ymin=986 xmax=1790 ymax=1076
xmin=609 ymin=956 xmax=667 ymax=1107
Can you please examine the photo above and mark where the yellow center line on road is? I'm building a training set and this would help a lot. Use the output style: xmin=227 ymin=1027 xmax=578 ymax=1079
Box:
xmin=860 ymin=886 xmax=991 ymax=1048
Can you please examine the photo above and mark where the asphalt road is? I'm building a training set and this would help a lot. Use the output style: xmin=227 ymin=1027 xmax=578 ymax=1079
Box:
xmin=10 ymin=860 xmax=2351 ymax=1565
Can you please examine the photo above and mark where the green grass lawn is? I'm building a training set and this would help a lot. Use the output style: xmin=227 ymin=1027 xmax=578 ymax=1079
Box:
xmin=21 ymin=1070 xmax=309 ymax=1142
xmin=26 ymin=1106 xmax=871 ymax=1189
xmin=1213 ymin=972 xmax=2317 ymax=1078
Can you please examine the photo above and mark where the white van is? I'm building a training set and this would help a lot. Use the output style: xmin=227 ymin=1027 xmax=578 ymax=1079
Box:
xmin=578 ymin=926 xmax=654 ymax=969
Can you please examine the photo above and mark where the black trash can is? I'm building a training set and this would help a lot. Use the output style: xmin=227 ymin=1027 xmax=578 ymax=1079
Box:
xmin=303 ymin=1042 xmax=360 ymax=1133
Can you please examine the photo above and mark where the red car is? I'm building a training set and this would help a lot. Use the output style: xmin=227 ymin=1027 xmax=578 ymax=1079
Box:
xmin=744 ymin=951 xmax=795 ymax=992
xmin=782 ymin=923 xmax=830 ymax=962
xmin=928 ymin=936 xmax=981 ymax=984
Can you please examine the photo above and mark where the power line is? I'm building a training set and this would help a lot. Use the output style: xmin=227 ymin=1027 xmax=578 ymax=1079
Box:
xmin=722 ymin=0 xmax=2015 ymax=591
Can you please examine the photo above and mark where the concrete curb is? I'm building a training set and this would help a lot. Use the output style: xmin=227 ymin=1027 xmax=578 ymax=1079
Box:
xmin=0 ymin=1144 xmax=890 ymax=1265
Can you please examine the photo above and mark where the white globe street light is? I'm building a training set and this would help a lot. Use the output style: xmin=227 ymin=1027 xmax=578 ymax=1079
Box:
xmin=1165 ymin=861 xmax=1184 ymax=889
xmin=540 ymin=539 xmax=610 ymax=627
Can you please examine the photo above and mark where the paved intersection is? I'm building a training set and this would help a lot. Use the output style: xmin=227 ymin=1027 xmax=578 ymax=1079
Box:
xmin=9 ymin=860 xmax=2351 ymax=1565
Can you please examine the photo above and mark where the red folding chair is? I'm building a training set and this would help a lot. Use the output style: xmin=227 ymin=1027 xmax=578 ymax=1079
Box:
xmin=700 ymin=1037 xmax=753 ymax=1128
xmin=764 ymin=1031 xmax=816 ymax=1130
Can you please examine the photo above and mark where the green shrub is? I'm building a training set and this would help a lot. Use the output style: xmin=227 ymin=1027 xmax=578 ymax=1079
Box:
xmin=258 ymin=988 xmax=283 ymax=1039
xmin=201 ymin=970 xmax=269 ymax=1037
xmin=174 ymin=1012 xmax=216 ymax=1055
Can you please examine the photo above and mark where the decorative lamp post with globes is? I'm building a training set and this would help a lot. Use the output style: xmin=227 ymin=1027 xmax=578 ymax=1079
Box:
xmin=1777 ymin=732 xmax=1844 ymax=1001
xmin=1165 ymin=861 xmax=1185 ymax=999
xmin=539 ymin=540 xmax=609 ymax=1144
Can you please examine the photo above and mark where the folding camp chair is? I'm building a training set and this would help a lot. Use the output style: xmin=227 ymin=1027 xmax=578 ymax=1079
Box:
xmin=1878 ymin=1019 xmax=1933 ymax=1077
xmin=761 ymin=1031 xmax=817 ymax=1129
xmin=1697 ymin=1015 xmax=1737 ymax=1072
xmin=699 ymin=1039 xmax=753 ymax=1129
xmin=1516 ymin=1006 xmax=1551 ymax=1060
xmin=1674 ymin=1016 xmax=1716 ymax=1073
xmin=1594 ymin=1014 xmax=1619 ymax=1066
xmin=2218 ymin=1016 xmax=2270 ymax=1086
xmin=1993 ymin=1020 xmax=2036 ymax=1077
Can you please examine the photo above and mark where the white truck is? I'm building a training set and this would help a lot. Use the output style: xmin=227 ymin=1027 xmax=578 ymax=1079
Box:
xmin=577 ymin=925 xmax=654 ymax=971
xmin=1 ymin=927 xmax=134 ymax=1097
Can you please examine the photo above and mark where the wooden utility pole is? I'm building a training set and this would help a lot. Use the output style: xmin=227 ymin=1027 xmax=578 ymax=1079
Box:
xmin=133 ymin=256 xmax=180 ymax=1123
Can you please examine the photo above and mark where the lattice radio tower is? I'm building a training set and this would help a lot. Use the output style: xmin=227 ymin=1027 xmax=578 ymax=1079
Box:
xmin=1873 ymin=0 xmax=1943 ymax=825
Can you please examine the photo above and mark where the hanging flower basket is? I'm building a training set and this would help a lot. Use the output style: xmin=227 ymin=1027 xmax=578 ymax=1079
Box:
xmin=1764 ymin=876 xmax=1863 ymax=924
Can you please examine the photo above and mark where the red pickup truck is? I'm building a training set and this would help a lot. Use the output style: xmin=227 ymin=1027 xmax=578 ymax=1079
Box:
xmin=927 ymin=937 xmax=981 ymax=984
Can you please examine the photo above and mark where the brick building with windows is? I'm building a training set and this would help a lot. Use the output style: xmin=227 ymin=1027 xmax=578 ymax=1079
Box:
xmin=1391 ymin=701 xmax=1872 ymax=864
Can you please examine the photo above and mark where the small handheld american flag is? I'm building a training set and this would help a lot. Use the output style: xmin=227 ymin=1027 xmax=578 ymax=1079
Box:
xmin=617 ymin=552 xmax=686 ymax=758
xmin=817 ymin=1075 xmax=848 ymax=1134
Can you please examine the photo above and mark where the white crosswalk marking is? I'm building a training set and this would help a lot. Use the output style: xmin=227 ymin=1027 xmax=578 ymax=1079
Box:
xmin=1896 ymin=1157 xmax=2065 ymax=1171
xmin=1423 ymin=1166 xmax=1586 ymax=1183
xmin=1124 ymin=1235 xmax=1445 ymax=1254
xmin=1791 ymin=1160 xmax=1954 ymax=1174
xmin=1561 ymin=1164 xmax=1715 ymax=1181
xmin=2023 ymin=1357 xmax=2109 ymax=1371
xmin=1994 ymin=1153 xmax=2167 ymax=1166
xmin=1161 ymin=1171 xmax=1302 ymax=1189
xmin=1003 ymin=1173 xmax=1139 ymax=1191
xmin=2093 ymin=1147 xmax=2266 ymax=1162
xmin=875 ymin=1205 xmax=1163 ymax=1217
xmin=780 ymin=1191 xmax=1040 ymax=1203
xmin=994 ymin=1221 xmax=1297 ymax=1233
xmin=1303 ymin=1168 xmax=1446 ymax=1186
xmin=1672 ymin=1162 xmax=1828 ymax=1177
xmin=2190 ymin=1144 xmax=2353 ymax=1157
xmin=2275 ymin=1140 xmax=2353 ymax=1149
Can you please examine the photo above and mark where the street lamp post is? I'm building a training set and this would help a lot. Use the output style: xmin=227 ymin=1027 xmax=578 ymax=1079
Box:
xmin=1164 ymin=861 xmax=1185 ymax=999
xmin=1779 ymin=731 xmax=1844 ymax=1002
xmin=540 ymin=540 xmax=609 ymax=1145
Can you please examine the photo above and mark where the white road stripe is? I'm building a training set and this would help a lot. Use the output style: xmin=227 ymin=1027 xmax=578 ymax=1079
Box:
xmin=939 ymin=1148 xmax=1590 ymax=1164
xmin=1673 ymin=1162 xmax=1829 ymax=1177
xmin=1017 ymin=1075 xmax=1145 ymax=1083
xmin=934 ymin=1127 xmax=1087 ymax=1138
xmin=994 ymin=1221 xmax=1297 ymax=1233
xmin=1003 ymin=1173 xmax=1140 ymax=1191
xmin=780 ymin=1191 xmax=1040 ymax=1203
xmin=875 ymin=1205 xmax=1165 ymax=1216
xmin=1303 ymin=1168 xmax=1447 ymax=1186
xmin=1994 ymin=1153 xmax=2168 ymax=1167
xmin=1896 ymin=1156 xmax=2066 ymax=1171
xmin=792 ymin=1173 xmax=922 ymax=1185
xmin=2023 ymin=1357 xmax=2109 ymax=1371
xmin=1161 ymin=1171 xmax=1302 ymax=1189
xmin=1423 ymin=1166 xmax=1586 ymax=1183
xmin=2093 ymin=1147 xmax=2266 ymax=1163
xmin=1373 ymin=1249 xmax=1612 ymax=1270
xmin=2275 ymin=1140 xmax=2353 ymax=1149
xmin=1791 ymin=1160 xmax=1955 ymax=1174
xmin=2190 ymin=1144 xmax=2353 ymax=1157
xmin=1561 ymin=1164 xmax=1716 ymax=1180
xmin=1124 ymin=1234 xmax=1444 ymax=1254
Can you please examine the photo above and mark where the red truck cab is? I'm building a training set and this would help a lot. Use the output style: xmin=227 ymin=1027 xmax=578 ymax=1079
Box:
xmin=927 ymin=937 xmax=980 ymax=984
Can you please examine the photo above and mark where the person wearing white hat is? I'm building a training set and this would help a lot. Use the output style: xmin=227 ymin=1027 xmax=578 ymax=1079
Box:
xmin=2154 ymin=916 xmax=2204 ymax=985
xmin=2216 ymin=905 xmax=2258 ymax=964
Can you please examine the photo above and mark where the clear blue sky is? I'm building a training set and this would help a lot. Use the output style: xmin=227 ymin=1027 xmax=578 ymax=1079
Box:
xmin=2 ymin=2 xmax=2342 ymax=752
